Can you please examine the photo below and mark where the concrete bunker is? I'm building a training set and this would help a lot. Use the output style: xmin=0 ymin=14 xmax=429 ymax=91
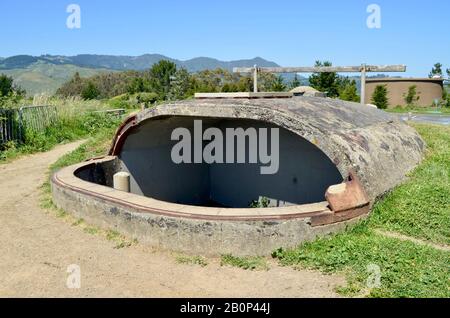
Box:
xmin=113 ymin=116 xmax=343 ymax=208
xmin=52 ymin=96 xmax=426 ymax=255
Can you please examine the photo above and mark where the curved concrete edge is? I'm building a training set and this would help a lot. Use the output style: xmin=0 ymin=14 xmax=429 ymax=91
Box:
xmin=108 ymin=101 xmax=425 ymax=201
xmin=50 ymin=158 xmax=370 ymax=256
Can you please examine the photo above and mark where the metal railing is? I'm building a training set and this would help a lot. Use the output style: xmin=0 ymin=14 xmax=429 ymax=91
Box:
xmin=0 ymin=108 xmax=22 ymax=145
xmin=20 ymin=105 xmax=58 ymax=132
xmin=0 ymin=105 xmax=58 ymax=146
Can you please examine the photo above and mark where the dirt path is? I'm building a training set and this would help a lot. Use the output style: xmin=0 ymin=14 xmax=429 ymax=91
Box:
xmin=0 ymin=141 xmax=344 ymax=297
xmin=374 ymin=229 xmax=450 ymax=252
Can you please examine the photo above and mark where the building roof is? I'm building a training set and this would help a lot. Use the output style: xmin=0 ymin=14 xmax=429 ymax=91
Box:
xmin=366 ymin=77 xmax=444 ymax=83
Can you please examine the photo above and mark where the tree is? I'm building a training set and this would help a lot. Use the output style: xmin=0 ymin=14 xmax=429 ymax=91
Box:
xmin=0 ymin=74 xmax=25 ymax=107
xmin=271 ymin=75 xmax=286 ymax=91
xmin=371 ymin=84 xmax=389 ymax=109
xmin=167 ymin=68 xmax=193 ymax=100
xmin=447 ymin=68 xmax=450 ymax=78
xmin=404 ymin=85 xmax=420 ymax=106
xmin=81 ymin=81 xmax=100 ymax=100
xmin=0 ymin=74 xmax=14 ymax=97
xmin=191 ymin=68 xmax=227 ymax=93
xmin=0 ymin=74 xmax=25 ymax=97
xmin=127 ymin=77 xmax=146 ymax=94
xmin=236 ymin=76 xmax=253 ymax=92
xmin=309 ymin=61 xmax=339 ymax=97
xmin=429 ymin=63 xmax=443 ymax=78
xmin=56 ymin=72 xmax=85 ymax=97
xmin=147 ymin=60 xmax=177 ymax=100
xmin=58 ymin=70 xmax=144 ymax=98
xmin=339 ymin=79 xmax=360 ymax=102
xmin=256 ymin=72 xmax=278 ymax=92
xmin=290 ymin=74 xmax=301 ymax=89
xmin=136 ymin=92 xmax=158 ymax=108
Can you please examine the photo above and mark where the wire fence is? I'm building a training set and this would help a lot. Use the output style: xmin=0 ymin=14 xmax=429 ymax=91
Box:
xmin=0 ymin=105 xmax=58 ymax=146
xmin=0 ymin=108 xmax=22 ymax=145
xmin=20 ymin=105 xmax=58 ymax=132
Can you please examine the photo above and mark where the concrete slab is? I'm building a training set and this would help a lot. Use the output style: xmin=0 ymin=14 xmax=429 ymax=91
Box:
xmin=194 ymin=92 xmax=293 ymax=99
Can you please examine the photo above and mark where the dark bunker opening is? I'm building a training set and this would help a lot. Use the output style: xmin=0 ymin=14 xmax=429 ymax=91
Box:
xmin=116 ymin=116 xmax=343 ymax=208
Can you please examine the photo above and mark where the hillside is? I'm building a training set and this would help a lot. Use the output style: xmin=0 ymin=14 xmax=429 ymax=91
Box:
xmin=0 ymin=54 xmax=279 ymax=96
xmin=0 ymin=54 xmax=278 ymax=72
xmin=1 ymin=62 xmax=113 ymax=96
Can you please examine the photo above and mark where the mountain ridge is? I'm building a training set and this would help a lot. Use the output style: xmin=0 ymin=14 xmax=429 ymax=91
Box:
xmin=0 ymin=54 xmax=279 ymax=72
xmin=0 ymin=54 xmax=280 ymax=96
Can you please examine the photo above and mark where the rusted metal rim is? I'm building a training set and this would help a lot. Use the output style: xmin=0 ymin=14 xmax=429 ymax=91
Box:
xmin=52 ymin=157 xmax=370 ymax=226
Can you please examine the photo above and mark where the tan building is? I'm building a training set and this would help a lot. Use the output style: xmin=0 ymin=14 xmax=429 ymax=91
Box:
xmin=365 ymin=78 xmax=444 ymax=108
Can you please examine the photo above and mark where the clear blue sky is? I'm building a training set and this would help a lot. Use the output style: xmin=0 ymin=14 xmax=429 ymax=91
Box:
xmin=0 ymin=0 xmax=448 ymax=77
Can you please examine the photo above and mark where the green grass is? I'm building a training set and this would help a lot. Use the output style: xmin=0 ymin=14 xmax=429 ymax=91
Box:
xmin=20 ymin=104 xmax=448 ymax=297
xmin=386 ymin=106 xmax=450 ymax=114
xmin=83 ymin=226 xmax=99 ymax=235
xmin=37 ymin=114 xmax=139 ymax=250
xmin=50 ymin=126 xmax=118 ymax=172
xmin=79 ymin=227 xmax=136 ymax=249
xmin=273 ymin=225 xmax=449 ymax=297
xmin=39 ymin=115 xmax=118 ymax=213
xmin=71 ymin=218 xmax=84 ymax=227
xmin=39 ymin=122 xmax=117 ymax=203
xmin=175 ymin=254 xmax=209 ymax=267
xmin=370 ymin=124 xmax=450 ymax=245
xmin=273 ymin=123 xmax=450 ymax=297
xmin=105 ymin=229 xmax=138 ymax=249
xmin=221 ymin=254 xmax=269 ymax=271
xmin=0 ymin=110 xmax=122 ymax=163
xmin=39 ymin=115 xmax=119 ymax=214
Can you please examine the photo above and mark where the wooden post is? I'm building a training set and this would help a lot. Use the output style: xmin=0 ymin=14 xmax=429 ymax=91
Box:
xmin=360 ymin=64 xmax=366 ymax=105
xmin=232 ymin=64 xmax=406 ymax=103
xmin=233 ymin=65 xmax=406 ymax=74
xmin=253 ymin=65 xmax=258 ymax=93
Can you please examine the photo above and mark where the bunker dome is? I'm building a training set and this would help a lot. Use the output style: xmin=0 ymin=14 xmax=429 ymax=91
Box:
xmin=52 ymin=96 xmax=425 ymax=255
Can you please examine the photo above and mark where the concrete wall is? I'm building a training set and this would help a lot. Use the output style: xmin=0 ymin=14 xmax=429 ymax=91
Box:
xmin=52 ymin=177 xmax=364 ymax=256
xmin=119 ymin=116 xmax=343 ymax=208
xmin=365 ymin=78 xmax=444 ymax=107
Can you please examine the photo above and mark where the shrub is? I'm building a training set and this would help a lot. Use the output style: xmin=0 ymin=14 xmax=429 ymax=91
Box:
xmin=1 ymin=101 xmax=123 ymax=162
xmin=442 ymin=89 xmax=450 ymax=108
xmin=81 ymin=81 xmax=100 ymax=100
xmin=270 ymin=75 xmax=286 ymax=92
xmin=136 ymin=92 xmax=158 ymax=107
xmin=403 ymin=85 xmax=420 ymax=106
xmin=249 ymin=197 xmax=270 ymax=208
xmin=371 ymin=84 xmax=389 ymax=109
xmin=108 ymin=93 xmax=140 ymax=109
xmin=339 ymin=80 xmax=360 ymax=102
xmin=0 ymin=74 xmax=25 ymax=97
xmin=221 ymin=254 xmax=269 ymax=271
xmin=0 ymin=74 xmax=26 ymax=108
